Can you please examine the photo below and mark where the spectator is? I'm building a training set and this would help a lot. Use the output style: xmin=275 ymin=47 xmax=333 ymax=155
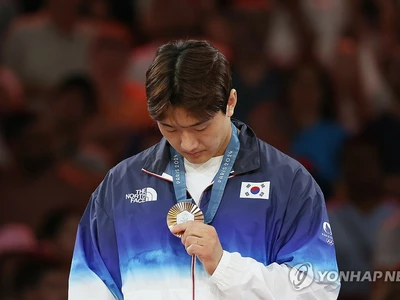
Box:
xmin=300 ymin=0 xmax=350 ymax=66
xmin=328 ymin=136 xmax=399 ymax=299
xmin=286 ymin=61 xmax=347 ymax=197
xmin=86 ymin=21 xmax=154 ymax=162
xmin=362 ymin=43 xmax=400 ymax=199
xmin=127 ymin=0 xmax=200 ymax=84
xmin=245 ymin=101 xmax=290 ymax=154
xmin=230 ymin=9 xmax=284 ymax=124
xmin=331 ymin=36 xmax=371 ymax=133
xmin=1 ymin=0 xmax=95 ymax=101
xmin=89 ymin=21 xmax=151 ymax=132
xmin=44 ymin=74 xmax=112 ymax=192
xmin=46 ymin=74 xmax=97 ymax=160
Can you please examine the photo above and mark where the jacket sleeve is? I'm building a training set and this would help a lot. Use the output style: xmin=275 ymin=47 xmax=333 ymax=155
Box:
xmin=209 ymin=167 xmax=341 ymax=299
xmin=68 ymin=178 xmax=123 ymax=300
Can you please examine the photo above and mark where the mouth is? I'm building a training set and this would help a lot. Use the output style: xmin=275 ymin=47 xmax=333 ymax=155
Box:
xmin=185 ymin=151 xmax=204 ymax=158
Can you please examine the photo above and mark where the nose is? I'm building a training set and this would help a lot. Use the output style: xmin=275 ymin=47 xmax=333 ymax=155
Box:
xmin=180 ymin=131 xmax=199 ymax=153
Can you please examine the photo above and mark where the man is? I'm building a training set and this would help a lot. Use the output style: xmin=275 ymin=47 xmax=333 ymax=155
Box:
xmin=69 ymin=40 xmax=340 ymax=299
xmin=327 ymin=136 xmax=398 ymax=299
xmin=2 ymin=0 xmax=94 ymax=97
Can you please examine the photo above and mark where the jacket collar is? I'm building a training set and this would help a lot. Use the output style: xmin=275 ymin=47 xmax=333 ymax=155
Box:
xmin=142 ymin=119 xmax=260 ymax=175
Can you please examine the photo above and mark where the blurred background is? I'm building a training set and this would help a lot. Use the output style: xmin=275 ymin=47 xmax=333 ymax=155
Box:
xmin=0 ymin=0 xmax=399 ymax=299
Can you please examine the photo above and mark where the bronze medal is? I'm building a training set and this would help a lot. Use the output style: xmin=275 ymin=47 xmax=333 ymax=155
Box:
xmin=167 ymin=202 xmax=204 ymax=237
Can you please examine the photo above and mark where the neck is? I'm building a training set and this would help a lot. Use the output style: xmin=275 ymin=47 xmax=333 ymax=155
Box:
xmin=215 ymin=123 xmax=233 ymax=156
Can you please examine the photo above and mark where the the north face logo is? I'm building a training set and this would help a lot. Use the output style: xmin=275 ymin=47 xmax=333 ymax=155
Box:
xmin=126 ymin=187 xmax=157 ymax=203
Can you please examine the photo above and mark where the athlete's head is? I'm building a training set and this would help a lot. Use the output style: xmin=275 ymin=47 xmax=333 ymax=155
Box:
xmin=146 ymin=40 xmax=237 ymax=163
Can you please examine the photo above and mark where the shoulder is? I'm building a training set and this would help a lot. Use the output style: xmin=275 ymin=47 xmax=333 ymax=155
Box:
xmin=256 ymin=139 xmax=324 ymax=204
xmin=237 ymin=121 xmax=316 ymax=191
xmin=89 ymin=141 xmax=163 ymax=213
xmin=258 ymin=139 xmax=309 ymax=180
xmin=108 ymin=142 xmax=161 ymax=180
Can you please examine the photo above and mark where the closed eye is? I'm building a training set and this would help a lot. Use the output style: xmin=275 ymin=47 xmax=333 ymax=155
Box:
xmin=194 ymin=126 xmax=207 ymax=132
xmin=165 ymin=129 xmax=177 ymax=133
xmin=160 ymin=123 xmax=177 ymax=133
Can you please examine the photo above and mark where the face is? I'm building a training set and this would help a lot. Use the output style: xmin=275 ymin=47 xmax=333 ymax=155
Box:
xmin=158 ymin=90 xmax=237 ymax=164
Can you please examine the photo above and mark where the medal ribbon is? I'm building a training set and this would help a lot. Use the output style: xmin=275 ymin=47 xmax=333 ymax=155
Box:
xmin=169 ymin=122 xmax=240 ymax=224
xmin=168 ymin=122 xmax=239 ymax=300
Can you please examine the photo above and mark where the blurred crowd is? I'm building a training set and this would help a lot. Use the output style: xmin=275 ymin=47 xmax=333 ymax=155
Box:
xmin=0 ymin=0 xmax=399 ymax=299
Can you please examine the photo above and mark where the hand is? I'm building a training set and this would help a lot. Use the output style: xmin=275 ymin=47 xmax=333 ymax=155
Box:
xmin=170 ymin=222 xmax=223 ymax=275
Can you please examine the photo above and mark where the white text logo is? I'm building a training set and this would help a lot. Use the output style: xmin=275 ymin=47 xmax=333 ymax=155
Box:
xmin=126 ymin=187 xmax=157 ymax=203
xmin=322 ymin=222 xmax=334 ymax=246
xmin=289 ymin=262 xmax=400 ymax=290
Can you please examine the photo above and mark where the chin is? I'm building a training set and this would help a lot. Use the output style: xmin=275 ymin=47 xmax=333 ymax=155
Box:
xmin=184 ymin=152 xmax=210 ymax=164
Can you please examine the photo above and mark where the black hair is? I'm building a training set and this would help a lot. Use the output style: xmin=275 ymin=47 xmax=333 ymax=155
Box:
xmin=146 ymin=40 xmax=232 ymax=121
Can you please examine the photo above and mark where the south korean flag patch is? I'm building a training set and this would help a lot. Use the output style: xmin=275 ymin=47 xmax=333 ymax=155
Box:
xmin=240 ymin=182 xmax=270 ymax=200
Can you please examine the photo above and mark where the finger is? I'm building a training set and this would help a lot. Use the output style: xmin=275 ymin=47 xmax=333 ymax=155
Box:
xmin=186 ymin=224 xmax=219 ymax=243
xmin=184 ymin=236 xmax=203 ymax=249
xmin=184 ymin=221 xmax=210 ymax=236
xmin=170 ymin=220 xmax=204 ymax=234
xmin=181 ymin=226 xmax=204 ymax=245
xmin=186 ymin=243 xmax=203 ymax=256
xmin=169 ymin=222 xmax=189 ymax=235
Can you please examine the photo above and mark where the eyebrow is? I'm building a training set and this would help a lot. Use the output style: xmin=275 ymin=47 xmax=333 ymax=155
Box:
xmin=159 ymin=119 xmax=208 ymax=129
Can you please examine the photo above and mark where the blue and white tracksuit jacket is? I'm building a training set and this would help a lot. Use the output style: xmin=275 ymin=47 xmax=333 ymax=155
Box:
xmin=69 ymin=120 xmax=340 ymax=299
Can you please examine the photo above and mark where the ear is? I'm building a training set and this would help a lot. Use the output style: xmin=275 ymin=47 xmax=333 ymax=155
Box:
xmin=226 ymin=89 xmax=237 ymax=118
